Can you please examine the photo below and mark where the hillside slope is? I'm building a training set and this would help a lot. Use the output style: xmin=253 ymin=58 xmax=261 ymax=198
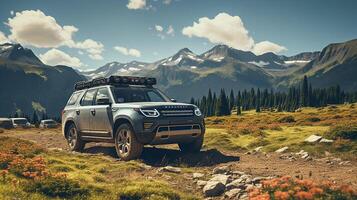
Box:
xmin=0 ymin=43 xmax=85 ymax=117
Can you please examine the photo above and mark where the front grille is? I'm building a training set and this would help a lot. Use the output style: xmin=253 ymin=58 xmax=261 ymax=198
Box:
xmin=160 ymin=109 xmax=194 ymax=117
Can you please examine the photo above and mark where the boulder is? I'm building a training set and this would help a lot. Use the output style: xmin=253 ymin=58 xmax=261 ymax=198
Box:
xmin=226 ymin=179 xmax=245 ymax=190
xmin=320 ymin=138 xmax=334 ymax=143
xmin=209 ymin=174 xmax=231 ymax=185
xmin=275 ymin=146 xmax=289 ymax=153
xmin=213 ymin=165 xmax=230 ymax=174
xmin=197 ymin=180 xmax=208 ymax=188
xmin=305 ymin=135 xmax=322 ymax=143
xmin=203 ymin=181 xmax=225 ymax=197
xmin=224 ymin=188 xmax=242 ymax=199
xmin=159 ymin=166 xmax=181 ymax=173
xmin=193 ymin=172 xmax=205 ymax=179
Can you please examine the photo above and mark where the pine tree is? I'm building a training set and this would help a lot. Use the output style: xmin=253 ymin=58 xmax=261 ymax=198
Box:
xmin=300 ymin=75 xmax=309 ymax=107
xmin=236 ymin=96 xmax=241 ymax=115
xmin=256 ymin=88 xmax=261 ymax=112
xmin=229 ymin=89 xmax=235 ymax=112
xmin=32 ymin=111 xmax=39 ymax=124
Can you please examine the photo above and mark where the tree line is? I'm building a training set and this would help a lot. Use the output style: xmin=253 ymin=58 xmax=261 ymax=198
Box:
xmin=190 ymin=76 xmax=357 ymax=116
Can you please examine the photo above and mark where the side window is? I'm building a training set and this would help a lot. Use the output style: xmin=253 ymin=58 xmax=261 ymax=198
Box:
xmin=67 ymin=91 xmax=83 ymax=105
xmin=80 ymin=89 xmax=97 ymax=106
xmin=95 ymin=88 xmax=110 ymax=105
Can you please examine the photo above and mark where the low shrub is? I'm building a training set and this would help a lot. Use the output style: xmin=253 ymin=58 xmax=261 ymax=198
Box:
xmin=249 ymin=176 xmax=357 ymax=200
xmin=0 ymin=137 xmax=44 ymax=157
xmin=23 ymin=176 xmax=89 ymax=199
xmin=0 ymin=128 xmax=4 ymax=133
xmin=278 ymin=116 xmax=295 ymax=123
xmin=305 ymin=117 xmax=321 ymax=122
xmin=325 ymin=124 xmax=357 ymax=140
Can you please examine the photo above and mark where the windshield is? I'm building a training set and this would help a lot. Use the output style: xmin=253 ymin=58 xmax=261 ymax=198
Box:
xmin=111 ymin=87 xmax=170 ymax=103
xmin=14 ymin=119 xmax=28 ymax=124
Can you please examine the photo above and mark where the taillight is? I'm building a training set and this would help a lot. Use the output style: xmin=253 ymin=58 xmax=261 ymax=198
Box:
xmin=61 ymin=110 xmax=65 ymax=117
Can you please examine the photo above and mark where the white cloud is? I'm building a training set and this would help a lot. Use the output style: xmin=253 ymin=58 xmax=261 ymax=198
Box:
xmin=166 ymin=25 xmax=175 ymax=36
xmin=72 ymin=39 xmax=104 ymax=60
xmin=78 ymin=50 xmax=84 ymax=55
xmin=0 ymin=31 xmax=9 ymax=44
xmin=10 ymin=10 xmax=14 ymax=16
xmin=114 ymin=46 xmax=141 ymax=57
xmin=5 ymin=10 xmax=104 ymax=60
xmin=155 ymin=25 xmax=163 ymax=32
xmin=127 ymin=0 xmax=146 ymax=10
xmin=39 ymin=48 xmax=83 ymax=67
xmin=7 ymin=10 xmax=77 ymax=48
xmin=252 ymin=41 xmax=287 ymax=55
xmin=153 ymin=25 xmax=174 ymax=39
xmin=182 ymin=12 xmax=286 ymax=55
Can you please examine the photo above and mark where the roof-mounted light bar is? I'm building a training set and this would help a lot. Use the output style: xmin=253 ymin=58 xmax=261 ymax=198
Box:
xmin=74 ymin=76 xmax=157 ymax=90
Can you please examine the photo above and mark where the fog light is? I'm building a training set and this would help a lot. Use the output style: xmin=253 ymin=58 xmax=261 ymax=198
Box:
xmin=143 ymin=122 xmax=153 ymax=130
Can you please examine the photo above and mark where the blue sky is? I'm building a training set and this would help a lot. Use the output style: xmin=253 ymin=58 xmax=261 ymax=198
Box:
xmin=0 ymin=0 xmax=356 ymax=70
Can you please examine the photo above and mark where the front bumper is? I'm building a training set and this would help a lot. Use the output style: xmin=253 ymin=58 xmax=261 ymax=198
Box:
xmin=131 ymin=115 xmax=205 ymax=145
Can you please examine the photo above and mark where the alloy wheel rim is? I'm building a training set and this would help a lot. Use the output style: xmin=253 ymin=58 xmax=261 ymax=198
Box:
xmin=118 ymin=129 xmax=131 ymax=156
xmin=68 ymin=127 xmax=77 ymax=148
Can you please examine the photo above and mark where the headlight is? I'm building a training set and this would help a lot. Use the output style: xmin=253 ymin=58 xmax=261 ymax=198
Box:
xmin=139 ymin=109 xmax=160 ymax=117
xmin=194 ymin=107 xmax=202 ymax=116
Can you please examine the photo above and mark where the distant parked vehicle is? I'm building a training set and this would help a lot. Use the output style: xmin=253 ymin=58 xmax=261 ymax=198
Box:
xmin=0 ymin=118 xmax=14 ymax=129
xmin=40 ymin=119 xmax=58 ymax=129
xmin=10 ymin=118 xmax=31 ymax=128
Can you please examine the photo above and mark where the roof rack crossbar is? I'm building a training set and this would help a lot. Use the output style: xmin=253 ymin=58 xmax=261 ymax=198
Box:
xmin=74 ymin=76 xmax=157 ymax=90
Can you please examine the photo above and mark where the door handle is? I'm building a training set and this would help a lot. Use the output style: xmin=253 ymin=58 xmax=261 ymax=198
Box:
xmin=90 ymin=109 xmax=96 ymax=116
xmin=76 ymin=110 xmax=80 ymax=115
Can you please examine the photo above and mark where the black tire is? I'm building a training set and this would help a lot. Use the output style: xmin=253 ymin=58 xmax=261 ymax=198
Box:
xmin=178 ymin=134 xmax=204 ymax=153
xmin=66 ymin=123 xmax=85 ymax=152
xmin=114 ymin=123 xmax=143 ymax=161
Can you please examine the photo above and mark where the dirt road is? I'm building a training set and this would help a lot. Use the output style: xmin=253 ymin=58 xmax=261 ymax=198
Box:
xmin=2 ymin=128 xmax=356 ymax=189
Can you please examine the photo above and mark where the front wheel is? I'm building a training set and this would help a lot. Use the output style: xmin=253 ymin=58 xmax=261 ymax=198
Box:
xmin=66 ymin=123 xmax=85 ymax=152
xmin=114 ymin=123 xmax=143 ymax=161
xmin=178 ymin=134 xmax=204 ymax=153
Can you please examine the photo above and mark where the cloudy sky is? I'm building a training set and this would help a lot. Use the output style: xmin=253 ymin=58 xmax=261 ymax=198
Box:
xmin=0 ymin=0 xmax=356 ymax=69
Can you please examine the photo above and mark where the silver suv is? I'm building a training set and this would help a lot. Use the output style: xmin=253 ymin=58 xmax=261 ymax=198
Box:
xmin=62 ymin=76 xmax=205 ymax=160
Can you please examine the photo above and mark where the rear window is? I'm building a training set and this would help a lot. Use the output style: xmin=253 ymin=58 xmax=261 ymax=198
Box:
xmin=14 ymin=119 xmax=28 ymax=124
xmin=67 ymin=91 xmax=83 ymax=105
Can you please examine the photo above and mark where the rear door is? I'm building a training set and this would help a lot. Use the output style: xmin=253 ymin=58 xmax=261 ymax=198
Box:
xmin=92 ymin=87 xmax=113 ymax=137
xmin=77 ymin=88 xmax=97 ymax=133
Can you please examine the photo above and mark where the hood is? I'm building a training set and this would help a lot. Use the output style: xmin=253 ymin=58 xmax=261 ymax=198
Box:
xmin=113 ymin=102 xmax=195 ymax=109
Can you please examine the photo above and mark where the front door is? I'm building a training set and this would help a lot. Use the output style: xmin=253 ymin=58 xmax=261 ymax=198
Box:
xmin=92 ymin=87 xmax=113 ymax=137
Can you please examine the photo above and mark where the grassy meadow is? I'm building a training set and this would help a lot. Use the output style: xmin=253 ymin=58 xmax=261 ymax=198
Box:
xmin=0 ymin=103 xmax=356 ymax=199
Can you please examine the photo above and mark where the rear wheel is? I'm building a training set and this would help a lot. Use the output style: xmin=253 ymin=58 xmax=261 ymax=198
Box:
xmin=66 ymin=123 xmax=85 ymax=152
xmin=178 ymin=134 xmax=204 ymax=153
xmin=115 ymin=123 xmax=143 ymax=161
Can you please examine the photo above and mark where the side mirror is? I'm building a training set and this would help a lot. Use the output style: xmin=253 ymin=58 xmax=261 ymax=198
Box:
xmin=171 ymin=98 xmax=177 ymax=102
xmin=97 ymin=96 xmax=111 ymax=105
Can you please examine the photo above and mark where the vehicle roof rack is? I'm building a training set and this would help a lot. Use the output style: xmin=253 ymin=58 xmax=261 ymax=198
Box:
xmin=74 ymin=76 xmax=157 ymax=90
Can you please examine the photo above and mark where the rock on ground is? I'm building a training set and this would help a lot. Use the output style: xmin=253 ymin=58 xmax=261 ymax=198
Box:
xmin=159 ymin=166 xmax=181 ymax=173
xmin=275 ymin=146 xmax=289 ymax=153
xmin=209 ymin=174 xmax=231 ymax=185
xmin=193 ymin=172 xmax=205 ymax=179
xmin=305 ymin=135 xmax=322 ymax=143
xmin=224 ymin=188 xmax=242 ymax=199
xmin=203 ymin=181 xmax=225 ymax=197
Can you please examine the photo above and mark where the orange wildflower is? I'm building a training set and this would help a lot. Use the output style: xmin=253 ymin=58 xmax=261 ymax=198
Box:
xmin=274 ymin=191 xmax=290 ymax=200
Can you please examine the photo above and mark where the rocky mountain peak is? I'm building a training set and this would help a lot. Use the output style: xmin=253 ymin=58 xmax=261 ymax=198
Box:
xmin=0 ymin=43 xmax=43 ymax=65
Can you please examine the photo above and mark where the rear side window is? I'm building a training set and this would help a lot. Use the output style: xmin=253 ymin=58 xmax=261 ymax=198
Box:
xmin=67 ymin=92 xmax=83 ymax=105
xmin=80 ymin=89 xmax=97 ymax=106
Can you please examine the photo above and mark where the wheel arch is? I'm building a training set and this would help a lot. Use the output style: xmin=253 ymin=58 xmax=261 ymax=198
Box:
xmin=113 ymin=116 xmax=134 ymax=138
xmin=64 ymin=120 xmax=76 ymax=139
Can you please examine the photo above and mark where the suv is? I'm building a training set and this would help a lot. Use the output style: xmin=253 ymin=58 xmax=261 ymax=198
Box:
xmin=62 ymin=76 xmax=205 ymax=160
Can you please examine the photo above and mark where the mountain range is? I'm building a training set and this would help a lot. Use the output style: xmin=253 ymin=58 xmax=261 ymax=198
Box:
xmin=0 ymin=39 xmax=356 ymax=117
